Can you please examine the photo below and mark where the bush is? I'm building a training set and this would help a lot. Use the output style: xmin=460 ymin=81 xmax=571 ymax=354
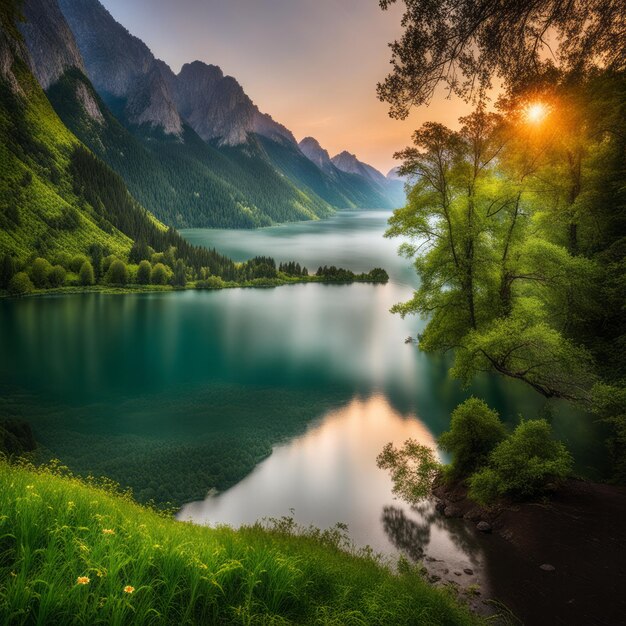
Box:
xmin=79 ymin=261 xmax=95 ymax=286
xmin=196 ymin=276 xmax=226 ymax=289
xmin=8 ymin=272 xmax=34 ymax=296
xmin=136 ymin=260 xmax=152 ymax=285
xmin=438 ymin=397 xmax=506 ymax=479
xmin=469 ymin=419 xmax=573 ymax=505
xmin=150 ymin=263 xmax=170 ymax=285
xmin=28 ymin=257 xmax=52 ymax=288
xmin=47 ymin=265 xmax=66 ymax=287
xmin=105 ymin=260 xmax=128 ymax=286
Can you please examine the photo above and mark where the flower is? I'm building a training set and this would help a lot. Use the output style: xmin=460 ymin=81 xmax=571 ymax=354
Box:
xmin=102 ymin=528 xmax=115 ymax=535
xmin=76 ymin=576 xmax=90 ymax=585
xmin=123 ymin=585 xmax=135 ymax=594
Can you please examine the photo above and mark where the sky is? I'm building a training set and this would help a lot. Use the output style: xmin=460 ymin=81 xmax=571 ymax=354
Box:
xmin=100 ymin=0 xmax=473 ymax=174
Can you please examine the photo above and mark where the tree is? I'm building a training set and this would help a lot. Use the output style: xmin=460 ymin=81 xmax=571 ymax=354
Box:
xmin=28 ymin=258 xmax=52 ymax=288
xmin=438 ymin=398 xmax=506 ymax=479
xmin=469 ymin=419 xmax=573 ymax=504
xmin=378 ymin=0 xmax=626 ymax=118
xmin=69 ymin=254 xmax=89 ymax=273
xmin=171 ymin=259 xmax=187 ymax=287
xmin=8 ymin=272 xmax=34 ymax=296
xmin=79 ymin=260 xmax=95 ymax=286
xmin=47 ymin=265 xmax=66 ymax=288
xmin=105 ymin=259 xmax=128 ymax=286
xmin=129 ymin=240 xmax=152 ymax=264
xmin=0 ymin=253 xmax=16 ymax=289
xmin=136 ymin=260 xmax=151 ymax=285
xmin=150 ymin=263 xmax=170 ymax=286
xmin=376 ymin=439 xmax=441 ymax=504
xmin=386 ymin=107 xmax=596 ymax=403
xmin=87 ymin=243 xmax=109 ymax=281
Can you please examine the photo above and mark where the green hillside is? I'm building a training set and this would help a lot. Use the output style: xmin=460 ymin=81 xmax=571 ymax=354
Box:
xmin=0 ymin=60 xmax=132 ymax=261
xmin=0 ymin=460 xmax=479 ymax=625
xmin=47 ymin=69 xmax=334 ymax=229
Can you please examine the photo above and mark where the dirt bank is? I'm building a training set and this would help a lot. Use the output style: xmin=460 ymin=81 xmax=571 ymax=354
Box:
xmin=432 ymin=479 xmax=626 ymax=625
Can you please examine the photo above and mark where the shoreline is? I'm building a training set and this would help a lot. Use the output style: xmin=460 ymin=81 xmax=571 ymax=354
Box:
xmin=0 ymin=274 xmax=389 ymax=299
xmin=428 ymin=478 xmax=626 ymax=624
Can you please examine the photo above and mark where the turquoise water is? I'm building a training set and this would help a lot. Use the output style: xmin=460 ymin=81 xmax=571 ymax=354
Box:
xmin=0 ymin=210 xmax=604 ymax=568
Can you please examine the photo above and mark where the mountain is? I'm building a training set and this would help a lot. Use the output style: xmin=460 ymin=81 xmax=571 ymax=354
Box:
xmin=0 ymin=1 xmax=234 ymax=277
xmin=42 ymin=0 xmax=402 ymax=228
xmin=332 ymin=151 xmax=387 ymax=184
xmin=174 ymin=61 xmax=295 ymax=147
xmin=298 ymin=137 xmax=335 ymax=174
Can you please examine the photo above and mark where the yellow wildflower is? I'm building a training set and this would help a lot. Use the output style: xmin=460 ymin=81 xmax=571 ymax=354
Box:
xmin=102 ymin=528 xmax=115 ymax=535
xmin=123 ymin=585 xmax=135 ymax=594
xmin=76 ymin=576 xmax=90 ymax=585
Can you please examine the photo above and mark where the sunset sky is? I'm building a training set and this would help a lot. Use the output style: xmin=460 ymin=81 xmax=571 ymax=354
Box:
xmin=100 ymin=0 xmax=473 ymax=173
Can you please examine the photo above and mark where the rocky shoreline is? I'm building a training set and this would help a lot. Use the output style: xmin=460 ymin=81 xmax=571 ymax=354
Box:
xmin=426 ymin=478 xmax=626 ymax=625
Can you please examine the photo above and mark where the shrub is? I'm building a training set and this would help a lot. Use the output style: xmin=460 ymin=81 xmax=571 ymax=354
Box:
xmin=196 ymin=276 xmax=226 ymax=289
xmin=47 ymin=265 xmax=66 ymax=288
xmin=469 ymin=419 xmax=573 ymax=505
xmin=136 ymin=260 xmax=152 ymax=285
xmin=28 ymin=257 xmax=52 ymax=288
xmin=105 ymin=260 xmax=128 ymax=286
xmin=150 ymin=263 xmax=170 ymax=285
xmin=438 ymin=397 xmax=506 ymax=479
xmin=8 ymin=272 xmax=34 ymax=296
xmin=79 ymin=261 xmax=95 ymax=286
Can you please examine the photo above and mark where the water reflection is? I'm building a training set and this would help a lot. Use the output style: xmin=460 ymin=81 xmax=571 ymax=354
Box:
xmin=179 ymin=394 xmax=486 ymax=572
xmin=381 ymin=505 xmax=431 ymax=561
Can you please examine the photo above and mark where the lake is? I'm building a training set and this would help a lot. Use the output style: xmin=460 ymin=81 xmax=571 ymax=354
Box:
xmin=0 ymin=209 xmax=605 ymax=602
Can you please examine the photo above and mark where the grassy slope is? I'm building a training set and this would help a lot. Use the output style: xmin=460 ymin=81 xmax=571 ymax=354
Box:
xmin=0 ymin=461 xmax=479 ymax=625
xmin=0 ymin=60 xmax=131 ymax=262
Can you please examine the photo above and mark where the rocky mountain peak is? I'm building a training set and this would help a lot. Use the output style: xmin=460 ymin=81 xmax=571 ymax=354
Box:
xmin=125 ymin=66 xmax=182 ymax=135
xmin=299 ymin=137 xmax=335 ymax=173
xmin=20 ymin=0 xmax=86 ymax=90
xmin=332 ymin=151 xmax=387 ymax=185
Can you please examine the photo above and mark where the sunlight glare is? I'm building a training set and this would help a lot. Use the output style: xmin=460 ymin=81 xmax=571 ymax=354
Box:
xmin=523 ymin=102 xmax=550 ymax=124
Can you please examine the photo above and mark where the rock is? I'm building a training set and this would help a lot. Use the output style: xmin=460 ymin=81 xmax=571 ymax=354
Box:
xmin=540 ymin=563 xmax=556 ymax=571
xmin=463 ymin=507 xmax=484 ymax=522
xmin=444 ymin=504 xmax=462 ymax=518
xmin=463 ymin=568 xmax=474 ymax=575
xmin=429 ymin=574 xmax=441 ymax=583
xmin=476 ymin=521 xmax=492 ymax=533
xmin=454 ymin=571 xmax=462 ymax=576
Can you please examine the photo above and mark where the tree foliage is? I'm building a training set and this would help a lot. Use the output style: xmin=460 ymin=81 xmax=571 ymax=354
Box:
xmin=438 ymin=397 xmax=506 ymax=479
xmin=78 ymin=261 xmax=94 ymax=286
xmin=376 ymin=439 xmax=441 ymax=504
xmin=378 ymin=0 xmax=626 ymax=117
xmin=469 ymin=419 xmax=573 ymax=504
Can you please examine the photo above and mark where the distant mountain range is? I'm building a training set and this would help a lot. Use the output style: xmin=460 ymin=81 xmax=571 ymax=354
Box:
xmin=12 ymin=0 xmax=404 ymax=230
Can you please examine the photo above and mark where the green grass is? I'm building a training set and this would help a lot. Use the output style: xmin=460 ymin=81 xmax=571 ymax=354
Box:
xmin=0 ymin=460 xmax=480 ymax=625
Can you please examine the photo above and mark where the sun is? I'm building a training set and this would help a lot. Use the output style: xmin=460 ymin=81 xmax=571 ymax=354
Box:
xmin=523 ymin=102 xmax=550 ymax=124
